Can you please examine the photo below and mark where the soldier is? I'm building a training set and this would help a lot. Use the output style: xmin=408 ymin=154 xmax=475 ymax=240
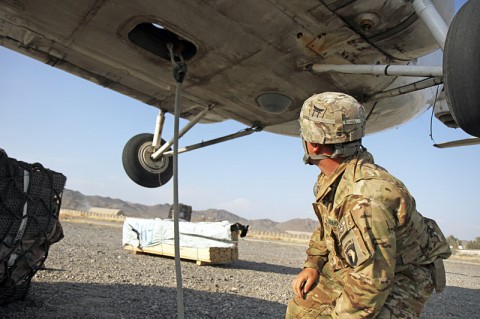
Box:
xmin=286 ymin=92 xmax=451 ymax=318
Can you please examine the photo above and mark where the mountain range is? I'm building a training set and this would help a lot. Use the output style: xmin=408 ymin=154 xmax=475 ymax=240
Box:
xmin=61 ymin=189 xmax=318 ymax=233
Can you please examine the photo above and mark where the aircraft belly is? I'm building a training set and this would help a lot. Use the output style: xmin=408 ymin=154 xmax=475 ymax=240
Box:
xmin=0 ymin=0 xmax=448 ymax=132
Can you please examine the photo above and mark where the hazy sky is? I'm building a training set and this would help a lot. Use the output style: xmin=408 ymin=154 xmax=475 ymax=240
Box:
xmin=1 ymin=0 xmax=478 ymax=239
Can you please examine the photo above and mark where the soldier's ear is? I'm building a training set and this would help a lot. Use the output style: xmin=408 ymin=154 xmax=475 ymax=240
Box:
xmin=310 ymin=143 xmax=322 ymax=154
xmin=315 ymin=143 xmax=334 ymax=156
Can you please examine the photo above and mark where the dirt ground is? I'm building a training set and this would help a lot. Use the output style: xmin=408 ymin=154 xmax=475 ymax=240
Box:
xmin=1 ymin=219 xmax=479 ymax=318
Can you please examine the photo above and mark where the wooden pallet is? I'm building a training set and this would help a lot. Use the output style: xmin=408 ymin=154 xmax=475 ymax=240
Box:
xmin=124 ymin=243 xmax=238 ymax=266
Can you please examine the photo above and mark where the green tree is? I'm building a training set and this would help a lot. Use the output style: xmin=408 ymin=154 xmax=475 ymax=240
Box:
xmin=447 ymin=235 xmax=460 ymax=249
xmin=466 ymin=237 xmax=480 ymax=250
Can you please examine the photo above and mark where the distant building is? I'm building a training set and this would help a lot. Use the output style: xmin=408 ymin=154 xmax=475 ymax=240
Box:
xmin=88 ymin=207 xmax=123 ymax=217
xmin=285 ymin=230 xmax=312 ymax=237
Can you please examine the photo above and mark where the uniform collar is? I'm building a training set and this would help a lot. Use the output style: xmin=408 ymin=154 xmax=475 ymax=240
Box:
xmin=314 ymin=150 xmax=374 ymax=201
xmin=315 ymin=159 xmax=349 ymax=202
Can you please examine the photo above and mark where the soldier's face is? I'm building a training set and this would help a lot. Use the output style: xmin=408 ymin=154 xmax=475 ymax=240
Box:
xmin=306 ymin=141 xmax=327 ymax=156
xmin=303 ymin=141 xmax=321 ymax=165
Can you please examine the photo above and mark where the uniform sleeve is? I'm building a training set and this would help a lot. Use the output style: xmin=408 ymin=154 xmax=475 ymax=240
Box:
xmin=304 ymin=225 xmax=328 ymax=271
xmin=332 ymin=195 xmax=397 ymax=318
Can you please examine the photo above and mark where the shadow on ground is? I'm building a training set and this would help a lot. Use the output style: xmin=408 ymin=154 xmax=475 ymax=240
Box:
xmin=218 ymin=259 xmax=300 ymax=275
xmin=0 ymin=281 xmax=287 ymax=319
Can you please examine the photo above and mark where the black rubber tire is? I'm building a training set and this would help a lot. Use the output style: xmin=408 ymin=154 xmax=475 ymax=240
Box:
xmin=122 ymin=133 xmax=173 ymax=188
xmin=443 ymin=0 xmax=480 ymax=137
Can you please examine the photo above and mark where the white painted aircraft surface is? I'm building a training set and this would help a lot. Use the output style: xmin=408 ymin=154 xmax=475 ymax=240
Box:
xmin=1 ymin=0 xmax=478 ymax=185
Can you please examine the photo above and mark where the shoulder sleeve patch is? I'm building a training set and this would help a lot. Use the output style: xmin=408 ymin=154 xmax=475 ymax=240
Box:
xmin=339 ymin=212 xmax=372 ymax=268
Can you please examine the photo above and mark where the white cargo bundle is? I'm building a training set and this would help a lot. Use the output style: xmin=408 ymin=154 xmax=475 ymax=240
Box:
xmin=122 ymin=217 xmax=235 ymax=249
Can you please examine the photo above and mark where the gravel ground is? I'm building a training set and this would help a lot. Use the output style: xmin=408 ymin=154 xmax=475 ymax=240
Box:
xmin=0 ymin=220 xmax=479 ymax=318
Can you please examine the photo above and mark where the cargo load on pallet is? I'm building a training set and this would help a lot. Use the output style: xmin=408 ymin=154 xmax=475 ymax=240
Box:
xmin=122 ymin=217 xmax=248 ymax=265
xmin=0 ymin=149 xmax=66 ymax=305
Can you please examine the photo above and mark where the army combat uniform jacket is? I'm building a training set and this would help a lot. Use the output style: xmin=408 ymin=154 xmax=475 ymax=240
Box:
xmin=287 ymin=151 xmax=451 ymax=319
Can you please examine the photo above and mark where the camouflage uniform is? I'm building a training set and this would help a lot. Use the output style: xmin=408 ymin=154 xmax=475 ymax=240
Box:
xmin=286 ymin=150 xmax=451 ymax=318
xmin=287 ymin=92 xmax=451 ymax=318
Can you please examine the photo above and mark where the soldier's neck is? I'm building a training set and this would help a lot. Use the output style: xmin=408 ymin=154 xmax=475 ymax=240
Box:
xmin=319 ymin=157 xmax=344 ymax=176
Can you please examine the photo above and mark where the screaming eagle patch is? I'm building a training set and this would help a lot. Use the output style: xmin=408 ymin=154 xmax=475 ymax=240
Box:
xmin=341 ymin=234 xmax=370 ymax=268
xmin=339 ymin=213 xmax=372 ymax=268
xmin=344 ymin=240 xmax=358 ymax=266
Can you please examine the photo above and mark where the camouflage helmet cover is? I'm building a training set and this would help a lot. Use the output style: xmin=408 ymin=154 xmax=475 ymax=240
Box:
xmin=299 ymin=92 xmax=366 ymax=144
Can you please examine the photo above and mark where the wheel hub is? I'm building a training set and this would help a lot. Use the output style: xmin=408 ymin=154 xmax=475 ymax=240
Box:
xmin=138 ymin=142 xmax=169 ymax=174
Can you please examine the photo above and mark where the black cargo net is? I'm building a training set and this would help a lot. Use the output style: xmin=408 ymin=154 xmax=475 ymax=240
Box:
xmin=0 ymin=149 xmax=66 ymax=305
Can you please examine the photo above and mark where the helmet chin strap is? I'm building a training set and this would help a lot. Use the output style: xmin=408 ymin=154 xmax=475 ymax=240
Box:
xmin=302 ymin=139 xmax=332 ymax=165
xmin=303 ymin=152 xmax=331 ymax=165
xmin=331 ymin=140 xmax=363 ymax=158
xmin=302 ymin=139 xmax=363 ymax=165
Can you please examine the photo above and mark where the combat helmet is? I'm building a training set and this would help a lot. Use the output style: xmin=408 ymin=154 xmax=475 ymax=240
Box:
xmin=299 ymin=92 xmax=366 ymax=163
